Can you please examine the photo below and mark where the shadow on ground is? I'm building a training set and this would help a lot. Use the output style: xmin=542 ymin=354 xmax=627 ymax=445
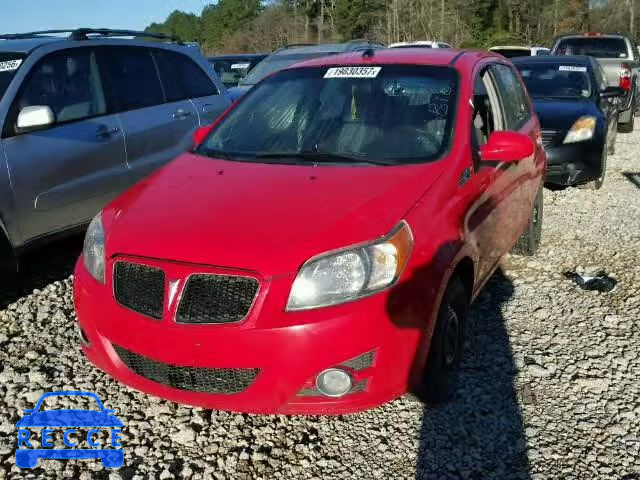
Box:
xmin=0 ymin=234 xmax=83 ymax=309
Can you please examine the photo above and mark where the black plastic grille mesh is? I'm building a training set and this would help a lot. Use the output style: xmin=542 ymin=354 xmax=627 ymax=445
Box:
xmin=177 ymin=274 xmax=259 ymax=324
xmin=341 ymin=351 xmax=375 ymax=371
xmin=114 ymin=262 xmax=165 ymax=319
xmin=114 ymin=345 xmax=259 ymax=394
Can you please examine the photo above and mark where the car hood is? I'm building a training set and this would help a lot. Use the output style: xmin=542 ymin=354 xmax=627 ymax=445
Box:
xmin=531 ymin=98 xmax=600 ymax=131
xmin=16 ymin=410 xmax=123 ymax=427
xmin=105 ymin=153 xmax=445 ymax=276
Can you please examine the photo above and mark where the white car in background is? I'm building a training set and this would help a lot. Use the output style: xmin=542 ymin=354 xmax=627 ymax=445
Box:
xmin=488 ymin=45 xmax=550 ymax=58
xmin=388 ymin=41 xmax=452 ymax=49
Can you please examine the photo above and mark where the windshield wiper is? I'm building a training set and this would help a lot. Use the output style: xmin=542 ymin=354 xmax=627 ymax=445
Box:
xmin=254 ymin=150 xmax=393 ymax=166
xmin=196 ymin=147 xmax=232 ymax=160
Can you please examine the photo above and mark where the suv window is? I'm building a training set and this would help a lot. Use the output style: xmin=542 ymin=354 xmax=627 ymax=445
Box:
xmin=554 ymin=37 xmax=628 ymax=58
xmin=154 ymin=49 xmax=218 ymax=101
xmin=13 ymin=49 xmax=106 ymax=129
xmin=101 ymin=47 xmax=164 ymax=111
xmin=491 ymin=64 xmax=531 ymax=130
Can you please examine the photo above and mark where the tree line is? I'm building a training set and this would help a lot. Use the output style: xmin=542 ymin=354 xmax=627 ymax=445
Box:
xmin=145 ymin=0 xmax=639 ymax=54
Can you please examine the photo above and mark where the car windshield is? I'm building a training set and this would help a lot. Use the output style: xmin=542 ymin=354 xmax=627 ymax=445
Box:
xmin=554 ymin=37 xmax=628 ymax=58
xmin=211 ymin=57 xmax=261 ymax=87
xmin=491 ymin=48 xmax=531 ymax=58
xmin=240 ymin=51 xmax=341 ymax=85
xmin=201 ymin=65 xmax=458 ymax=165
xmin=0 ymin=52 xmax=26 ymax=99
xmin=516 ymin=62 xmax=592 ymax=99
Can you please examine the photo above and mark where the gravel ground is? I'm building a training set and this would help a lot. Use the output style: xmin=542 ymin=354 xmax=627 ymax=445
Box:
xmin=1 ymin=128 xmax=639 ymax=479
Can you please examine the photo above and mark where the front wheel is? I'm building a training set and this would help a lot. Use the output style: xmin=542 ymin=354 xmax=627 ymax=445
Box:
xmin=618 ymin=107 xmax=635 ymax=133
xmin=416 ymin=277 xmax=468 ymax=404
xmin=511 ymin=187 xmax=543 ymax=256
xmin=578 ymin=145 xmax=607 ymax=190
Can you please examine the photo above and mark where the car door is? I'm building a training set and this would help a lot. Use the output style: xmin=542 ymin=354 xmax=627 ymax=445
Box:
xmin=98 ymin=46 xmax=199 ymax=183
xmin=154 ymin=49 xmax=230 ymax=126
xmin=0 ymin=47 xmax=129 ymax=243
xmin=490 ymin=63 xmax=540 ymax=239
xmin=466 ymin=64 xmax=509 ymax=283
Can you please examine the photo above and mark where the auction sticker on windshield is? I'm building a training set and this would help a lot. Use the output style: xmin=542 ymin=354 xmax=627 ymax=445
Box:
xmin=231 ymin=63 xmax=251 ymax=69
xmin=0 ymin=59 xmax=22 ymax=72
xmin=324 ymin=66 xmax=381 ymax=78
xmin=558 ymin=65 xmax=587 ymax=72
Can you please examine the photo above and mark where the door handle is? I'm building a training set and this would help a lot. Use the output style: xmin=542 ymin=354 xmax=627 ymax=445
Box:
xmin=96 ymin=126 xmax=119 ymax=138
xmin=172 ymin=109 xmax=193 ymax=120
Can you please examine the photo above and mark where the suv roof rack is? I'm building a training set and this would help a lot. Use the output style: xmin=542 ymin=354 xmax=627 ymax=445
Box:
xmin=0 ymin=28 xmax=182 ymax=43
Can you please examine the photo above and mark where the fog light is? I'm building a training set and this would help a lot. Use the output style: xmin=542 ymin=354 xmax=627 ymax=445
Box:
xmin=316 ymin=368 xmax=353 ymax=397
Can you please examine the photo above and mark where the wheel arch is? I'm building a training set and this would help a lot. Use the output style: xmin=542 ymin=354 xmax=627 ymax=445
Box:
xmin=0 ymin=217 xmax=18 ymax=272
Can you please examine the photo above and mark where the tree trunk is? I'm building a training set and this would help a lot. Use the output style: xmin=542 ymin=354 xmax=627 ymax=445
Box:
xmin=440 ymin=0 xmax=445 ymax=40
xmin=318 ymin=0 xmax=324 ymax=43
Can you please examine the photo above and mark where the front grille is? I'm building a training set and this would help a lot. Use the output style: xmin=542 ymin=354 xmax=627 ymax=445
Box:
xmin=114 ymin=345 xmax=259 ymax=394
xmin=541 ymin=129 xmax=560 ymax=148
xmin=176 ymin=274 xmax=259 ymax=324
xmin=113 ymin=262 xmax=165 ymax=319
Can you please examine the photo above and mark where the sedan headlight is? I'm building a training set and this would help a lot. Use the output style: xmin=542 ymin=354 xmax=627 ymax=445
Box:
xmin=83 ymin=212 xmax=105 ymax=283
xmin=563 ymin=116 xmax=596 ymax=144
xmin=287 ymin=222 xmax=413 ymax=310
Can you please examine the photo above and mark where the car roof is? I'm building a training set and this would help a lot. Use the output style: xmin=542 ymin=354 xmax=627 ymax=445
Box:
xmin=208 ymin=53 xmax=267 ymax=60
xmin=0 ymin=36 xmax=61 ymax=53
xmin=512 ymin=54 xmax=592 ymax=65
xmin=272 ymin=42 xmax=379 ymax=56
xmin=290 ymin=48 xmax=494 ymax=69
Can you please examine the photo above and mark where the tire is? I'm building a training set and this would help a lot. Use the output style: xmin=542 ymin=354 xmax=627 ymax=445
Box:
xmin=511 ymin=187 xmax=543 ymax=256
xmin=618 ymin=108 xmax=635 ymax=133
xmin=417 ymin=277 xmax=468 ymax=404
xmin=578 ymin=144 xmax=607 ymax=190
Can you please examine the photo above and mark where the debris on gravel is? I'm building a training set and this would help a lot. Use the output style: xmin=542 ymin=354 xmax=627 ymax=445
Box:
xmin=1 ymin=129 xmax=639 ymax=479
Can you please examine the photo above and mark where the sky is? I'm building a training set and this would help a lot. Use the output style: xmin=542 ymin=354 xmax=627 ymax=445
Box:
xmin=0 ymin=0 xmax=213 ymax=34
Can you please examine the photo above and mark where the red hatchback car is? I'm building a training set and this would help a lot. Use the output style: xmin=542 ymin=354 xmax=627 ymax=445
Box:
xmin=74 ymin=48 xmax=546 ymax=414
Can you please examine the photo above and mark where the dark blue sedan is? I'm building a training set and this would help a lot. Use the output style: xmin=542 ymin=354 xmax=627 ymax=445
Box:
xmin=513 ymin=55 xmax=624 ymax=189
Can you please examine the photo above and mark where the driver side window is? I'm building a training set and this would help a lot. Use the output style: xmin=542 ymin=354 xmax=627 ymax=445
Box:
xmin=471 ymin=67 xmax=505 ymax=149
xmin=12 ymin=48 xmax=106 ymax=133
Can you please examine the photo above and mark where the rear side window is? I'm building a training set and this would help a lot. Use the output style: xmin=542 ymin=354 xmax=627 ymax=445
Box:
xmin=491 ymin=64 xmax=531 ymax=130
xmin=154 ymin=49 xmax=218 ymax=100
xmin=12 ymin=48 xmax=106 ymax=128
xmin=554 ymin=37 xmax=628 ymax=58
xmin=101 ymin=47 xmax=164 ymax=111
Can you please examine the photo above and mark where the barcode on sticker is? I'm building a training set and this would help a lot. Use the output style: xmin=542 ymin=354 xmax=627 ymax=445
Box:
xmin=559 ymin=65 xmax=587 ymax=72
xmin=324 ymin=66 xmax=381 ymax=78
xmin=231 ymin=63 xmax=250 ymax=69
xmin=0 ymin=59 xmax=22 ymax=72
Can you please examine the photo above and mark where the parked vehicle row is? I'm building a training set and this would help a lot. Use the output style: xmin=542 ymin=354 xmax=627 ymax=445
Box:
xmin=1 ymin=27 xmax=634 ymax=415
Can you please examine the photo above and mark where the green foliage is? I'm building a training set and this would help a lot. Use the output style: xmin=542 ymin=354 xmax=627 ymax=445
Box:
xmin=334 ymin=0 xmax=385 ymax=40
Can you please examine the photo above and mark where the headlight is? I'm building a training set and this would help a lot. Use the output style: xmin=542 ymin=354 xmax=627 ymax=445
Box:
xmin=287 ymin=222 xmax=413 ymax=310
xmin=563 ymin=116 xmax=596 ymax=143
xmin=83 ymin=212 xmax=105 ymax=283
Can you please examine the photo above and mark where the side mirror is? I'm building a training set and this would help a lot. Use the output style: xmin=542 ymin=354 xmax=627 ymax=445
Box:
xmin=16 ymin=105 xmax=54 ymax=131
xmin=480 ymin=131 xmax=535 ymax=163
xmin=193 ymin=124 xmax=215 ymax=149
xmin=601 ymin=86 xmax=625 ymax=98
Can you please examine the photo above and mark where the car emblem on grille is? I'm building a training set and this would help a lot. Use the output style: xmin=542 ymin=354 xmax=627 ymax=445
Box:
xmin=167 ymin=279 xmax=181 ymax=309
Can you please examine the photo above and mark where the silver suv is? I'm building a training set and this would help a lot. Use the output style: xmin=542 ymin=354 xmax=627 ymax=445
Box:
xmin=0 ymin=29 xmax=232 ymax=271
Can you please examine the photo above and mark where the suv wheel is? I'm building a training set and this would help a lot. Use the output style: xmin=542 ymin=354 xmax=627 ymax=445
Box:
xmin=511 ymin=186 xmax=543 ymax=256
xmin=618 ymin=108 xmax=635 ymax=133
xmin=417 ymin=277 xmax=468 ymax=403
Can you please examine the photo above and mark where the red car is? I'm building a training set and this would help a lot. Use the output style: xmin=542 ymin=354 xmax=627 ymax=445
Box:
xmin=74 ymin=48 xmax=545 ymax=414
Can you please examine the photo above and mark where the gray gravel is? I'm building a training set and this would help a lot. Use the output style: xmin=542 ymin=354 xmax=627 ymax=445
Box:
xmin=1 ymin=128 xmax=640 ymax=479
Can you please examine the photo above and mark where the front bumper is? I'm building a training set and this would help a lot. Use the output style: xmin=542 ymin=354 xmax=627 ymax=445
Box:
xmin=73 ymin=256 xmax=423 ymax=415
xmin=544 ymin=140 xmax=604 ymax=186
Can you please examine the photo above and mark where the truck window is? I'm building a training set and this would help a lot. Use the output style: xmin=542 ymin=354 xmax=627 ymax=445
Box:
xmin=555 ymin=37 xmax=628 ymax=59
